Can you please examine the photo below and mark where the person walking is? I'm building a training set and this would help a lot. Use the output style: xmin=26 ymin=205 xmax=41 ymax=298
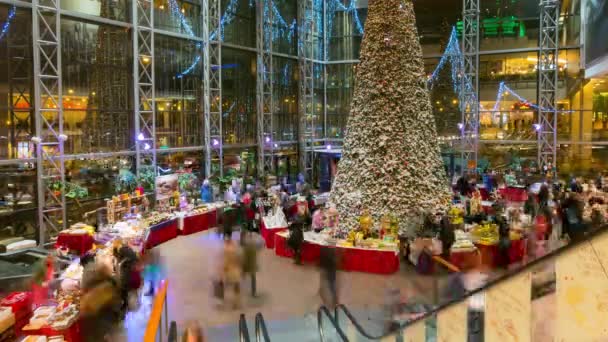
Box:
xmin=221 ymin=239 xmax=242 ymax=309
xmin=319 ymin=247 xmax=339 ymax=308
xmin=242 ymin=231 xmax=262 ymax=297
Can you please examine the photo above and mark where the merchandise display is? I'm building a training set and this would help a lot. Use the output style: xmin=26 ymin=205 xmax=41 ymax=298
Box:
xmin=274 ymin=230 xmax=400 ymax=274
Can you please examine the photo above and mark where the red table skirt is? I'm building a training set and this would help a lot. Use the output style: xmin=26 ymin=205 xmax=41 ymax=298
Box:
xmin=182 ymin=210 xmax=217 ymax=235
xmin=260 ymin=220 xmax=287 ymax=249
xmin=146 ymin=219 xmax=178 ymax=249
xmin=55 ymin=233 xmax=95 ymax=256
xmin=451 ymin=239 xmax=526 ymax=269
xmin=498 ymin=187 xmax=528 ymax=202
xmin=274 ymin=234 xmax=399 ymax=274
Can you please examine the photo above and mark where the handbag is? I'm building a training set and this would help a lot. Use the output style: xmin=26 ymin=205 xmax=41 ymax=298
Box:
xmin=213 ymin=280 xmax=224 ymax=299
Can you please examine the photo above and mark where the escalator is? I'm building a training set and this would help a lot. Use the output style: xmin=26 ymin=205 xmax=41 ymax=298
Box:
xmin=239 ymin=225 xmax=608 ymax=341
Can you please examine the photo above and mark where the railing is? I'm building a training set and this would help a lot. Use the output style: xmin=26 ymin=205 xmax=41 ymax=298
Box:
xmin=239 ymin=313 xmax=251 ymax=342
xmin=254 ymin=313 xmax=271 ymax=342
xmin=317 ymin=306 xmax=349 ymax=342
xmin=330 ymin=227 xmax=608 ymax=341
xmin=144 ymin=280 xmax=170 ymax=342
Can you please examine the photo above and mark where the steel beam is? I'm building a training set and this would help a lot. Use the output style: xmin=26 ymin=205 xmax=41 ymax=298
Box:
xmin=203 ymin=0 xmax=222 ymax=177
xmin=460 ymin=0 xmax=480 ymax=172
xmin=32 ymin=0 xmax=66 ymax=244
xmin=256 ymin=0 xmax=274 ymax=177
xmin=132 ymin=0 xmax=157 ymax=177
xmin=537 ymin=0 xmax=560 ymax=175
xmin=298 ymin=0 xmax=315 ymax=181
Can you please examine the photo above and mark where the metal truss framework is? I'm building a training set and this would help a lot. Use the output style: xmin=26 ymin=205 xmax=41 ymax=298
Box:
xmin=537 ymin=0 xmax=560 ymax=174
xmin=132 ymin=0 xmax=157 ymax=175
xmin=256 ymin=0 xmax=274 ymax=176
xmin=460 ymin=0 xmax=480 ymax=172
xmin=203 ymin=0 xmax=223 ymax=177
xmin=298 ymin=0 xmax=315 ymax=181
xmin=8 ymin=18 xmax=33 ymax=161
xmin=32 ymin=0 xmax=66 ymax=244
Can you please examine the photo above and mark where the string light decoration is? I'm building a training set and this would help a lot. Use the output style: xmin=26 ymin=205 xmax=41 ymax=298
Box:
xmin=326 ymin=0 xmax=365 ymax=37
xmin=427 ymin=27 xmax=572 ymax=116
xmin=0 ymin=5 xmax=16 ymax=42
xmin=176 ymin=0 xmax=302 ymax=77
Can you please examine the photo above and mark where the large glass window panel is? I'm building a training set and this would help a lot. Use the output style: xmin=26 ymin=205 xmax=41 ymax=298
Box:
xmin=155 ymin=35 xmax=203 ymax=148
xmin=326 ymin=0 xmax=367 ymax=61
xmin=0 ymin=7 xmax=33 ymax=160
xmin=155 ymin=0 xmax=201 ymax=36
xmin=64 ymin=157 xmax=132 ymax=226
xmin=222 ymin=48 xmax=257 ymax=145
xmin=273 ymin=57 xmax=298 ymax=141
xmin=325 ymin=63 xmax=354 ymax=138
xmin=157 ymin=151 xmax=204 ymax=177
xmin=222 ymin=0 xmax=256 ymax=48
xmin=0 ymin=163 xmax=37 ymax=241
xmin=61 ymin=19 xmax=132 ymax=154
xmin=271 ymin=0 xmax=297 ymax=55
xmin=61 ymin=0 xmax=129 ymax=22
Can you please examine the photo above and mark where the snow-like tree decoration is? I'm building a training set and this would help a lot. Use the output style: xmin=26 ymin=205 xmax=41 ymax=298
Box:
xmin=329 ymin=0 xmax=452 ymax=231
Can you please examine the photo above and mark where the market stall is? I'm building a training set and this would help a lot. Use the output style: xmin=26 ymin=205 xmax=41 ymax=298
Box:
xmin=498 ymin=185 xmax=528 ymax=202
xmin=55 ymin=224 xmax=95 ymax=257
xmin=274 ymin=230 xmax=400 ymax=274
xmin=260 ymin=207 xmax=289 ymax=249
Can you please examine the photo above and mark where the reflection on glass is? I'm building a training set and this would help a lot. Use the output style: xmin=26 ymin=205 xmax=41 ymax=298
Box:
xmin=61 ymin=19 xmax=132 ymax=154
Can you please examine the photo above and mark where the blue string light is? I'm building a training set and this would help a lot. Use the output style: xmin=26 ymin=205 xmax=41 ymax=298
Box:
xmin=177 ymin=55 xmax=201 ymax=79
xmin=326 ymin=0 xmax=365 ymax=38
xmin=168 ymin=0 xmax=196 ymax=37
xmin=0 ymin=6 xmax=16 ymax=42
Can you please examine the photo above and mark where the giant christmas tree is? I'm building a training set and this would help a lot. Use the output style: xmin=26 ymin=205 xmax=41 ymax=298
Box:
xmin=329 ymin=0 xmax=452 ymax=231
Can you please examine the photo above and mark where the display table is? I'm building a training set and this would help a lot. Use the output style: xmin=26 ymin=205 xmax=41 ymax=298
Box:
xmin=145 ymin=218 xmax=178 ymax=249
xmin=449 ymin=248 xmax=478 ymax=270
xmin=23 ymin=320 xmax=82 ymax=342
xmin=181 ymin=210 xmax=217 ymax=235
xmin=450 ymin=238 xmax=525 ymax=269
xmin=274 ymin=233 xmax=399 ymax=274
xmin=499 ymin=186 xmax=527 ymax=202
xmin=55 ymin=233 xmax=95 ymax=256
xmin=260 ymin=220 xmax=287 ymax=249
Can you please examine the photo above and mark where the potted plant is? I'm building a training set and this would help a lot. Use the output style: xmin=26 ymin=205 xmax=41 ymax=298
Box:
xmin=137 ymin=165 xmax=156 ymax=192
xmin=178 ymin=172 xmax=200 ymax=201
xmin=115 ymin=169 xmax=137 ymax=194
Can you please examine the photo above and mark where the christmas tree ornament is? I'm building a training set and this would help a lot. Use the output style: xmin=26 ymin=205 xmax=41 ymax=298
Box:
xmin=329 ymin=0 xmax=451 ymax=232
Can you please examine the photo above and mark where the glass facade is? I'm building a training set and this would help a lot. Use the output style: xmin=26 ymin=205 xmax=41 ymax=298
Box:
xmin=0 ymin=0 xmax=604 ymax=241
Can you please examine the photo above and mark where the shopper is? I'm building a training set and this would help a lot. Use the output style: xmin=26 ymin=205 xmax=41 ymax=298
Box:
xmin=114 ymin=244 xmax=140 ymax=313
xmin=241 ymin=231 xmax=262 ymax=297
xmin=222 ymin=204 xmax=238 ymax=240
xmin=182 ymin=320 xmax=206 ymax=342
xmin=80 ymin=261 xmax=121 ymax=342
xmin=143 ymin=248 xmax=164 ymax=296
xmin=288 ymin=221 xmax=305 ymax=265
xmin=319 ymin=247 xmax=339 ymax=308
xmin=221 ymin=239 xmax=242 ymax=309
xmin=200 ymin=179 xmax=213 ymax=203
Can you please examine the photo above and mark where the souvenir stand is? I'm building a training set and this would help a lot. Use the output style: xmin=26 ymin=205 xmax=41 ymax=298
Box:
xmin=274 ymin=211 xmax=401 ymax=274
xmin=258 ymin=196 xmax=288 ymax=249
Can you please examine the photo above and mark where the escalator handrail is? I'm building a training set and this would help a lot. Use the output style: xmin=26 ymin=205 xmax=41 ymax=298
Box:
xmin=334 ymin=304 xmax=392 ymax=340
xmin=318 ymin=305 xmax=349 ymax=342
xmin=239 ymin=314 xmax=251 ymax=342
xmin=254 ymin=312 xmax=271 ymax=342
xmin=331 ymin=225 xmax=608 ymax=341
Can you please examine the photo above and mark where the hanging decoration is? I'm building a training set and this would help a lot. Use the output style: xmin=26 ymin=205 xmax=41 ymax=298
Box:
xmin=0 ymin=5 xmax=16 ymax=42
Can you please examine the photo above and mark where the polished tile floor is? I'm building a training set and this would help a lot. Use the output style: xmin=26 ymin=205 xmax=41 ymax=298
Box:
xmin=131 ymin=229 xmax=555 ymax=341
